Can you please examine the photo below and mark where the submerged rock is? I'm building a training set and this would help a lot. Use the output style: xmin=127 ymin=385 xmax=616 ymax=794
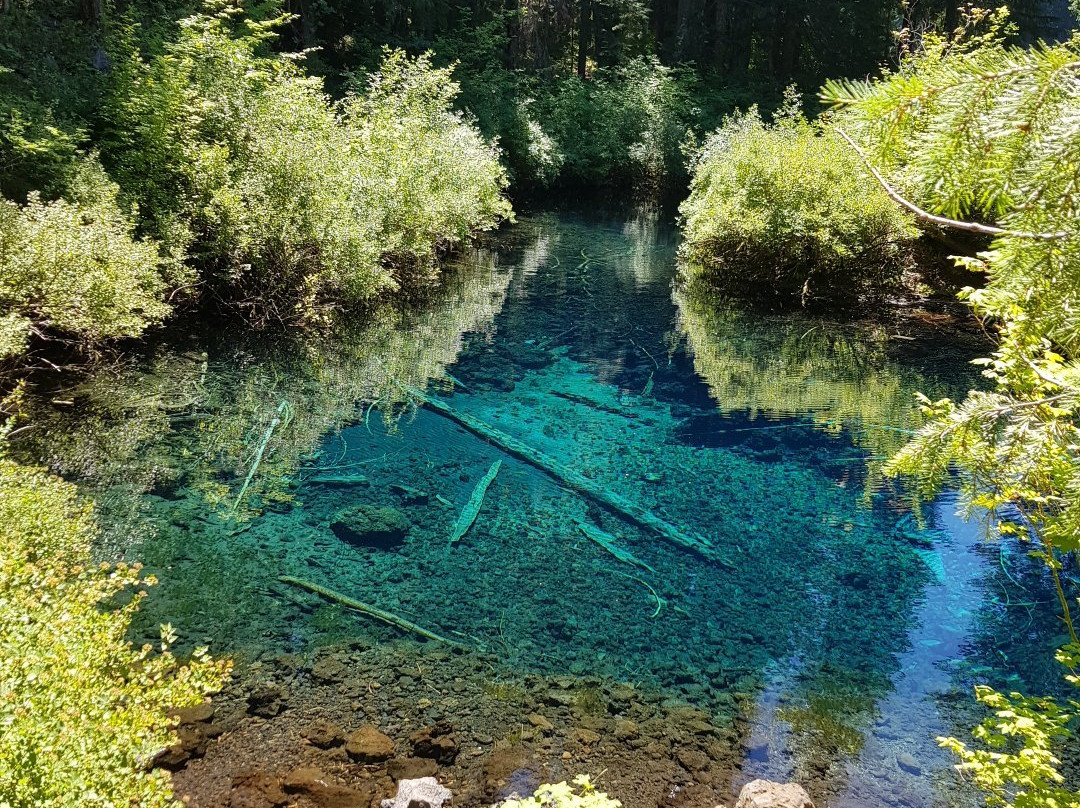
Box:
xmin=330 ymin=505 xmax=410 ymax=549
xmin=380 ymin=777 xmax=453 ymax=808
xmin=283 ymin=766 xmax=376 ymax=808
xmin=410 ymin=722 xmax=459 ymax=764
xmin=345 ymin=724 xmax=396 ymax=762
xmin=735 ymin=780 xmax=814 ymax=808
xmin=247 ymin=681 xmax=288 ymax=718
xmin=897 ymin=751 xmax=922 ymax=775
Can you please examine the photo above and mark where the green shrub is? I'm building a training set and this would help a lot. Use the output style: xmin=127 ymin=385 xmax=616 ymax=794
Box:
xmin=678 ymin=98 xmax=918 ymax=305
xmin=0 ymin=159 xmax=178 ymax=359
xmin=538 ymin=58 xmax=697 ymax=192
xmin=0 ymin=455 xmax=230 ymax=807
xmin=343 ymin=50 xmax=513 ymax=281
xmin=501 ymin=775 xmax=621 ymax=808
xmin=107 ymin=3 xmax=510 ymax=323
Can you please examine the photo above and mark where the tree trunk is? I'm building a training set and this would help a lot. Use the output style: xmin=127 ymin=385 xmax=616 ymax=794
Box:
xmin=577 ymin=0 xmax=591 ymax=77
xmin=944 ymin=1 xmax=959 ymax=37
xmin=80 ymin=0 xmax=103 ymax=24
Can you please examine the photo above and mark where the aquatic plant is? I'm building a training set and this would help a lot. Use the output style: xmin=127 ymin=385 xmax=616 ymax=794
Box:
xmin=0 ymin=456 xmax=229 ymax=807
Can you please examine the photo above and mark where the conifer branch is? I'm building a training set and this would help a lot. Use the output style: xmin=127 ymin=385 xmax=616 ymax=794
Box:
xmin=836 ymin=128 xmax=1069 ymax=241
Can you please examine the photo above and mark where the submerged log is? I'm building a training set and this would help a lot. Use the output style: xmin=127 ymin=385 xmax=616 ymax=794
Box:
xmin=551 ymin=390 xmax=638 ymax=419
xmin=279 ymin=576 xmax=465 ymax=647
xmin=449 ymin=459 xmax=502 ymax=546
xmin=401 ymin=384 xmax=732 ymax=568
xmin=576 ymin=519 xmax=656 ymax=574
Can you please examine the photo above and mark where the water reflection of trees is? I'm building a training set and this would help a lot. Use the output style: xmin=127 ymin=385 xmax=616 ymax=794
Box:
xmin=673 ymin=282 xmax=979 ymax=495
xmin=12 ymin=247 xmax=514 ymax=541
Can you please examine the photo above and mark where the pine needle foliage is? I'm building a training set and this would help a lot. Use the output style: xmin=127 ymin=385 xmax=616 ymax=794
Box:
xmin=822 ymin=12 xmax=1080 ymax=808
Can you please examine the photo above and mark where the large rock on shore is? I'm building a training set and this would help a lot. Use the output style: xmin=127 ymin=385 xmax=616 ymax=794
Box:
xmin=735 ymin=780 xmax=815 ymax=808
xmin=283 ymin=766 xmax=376 ymax=808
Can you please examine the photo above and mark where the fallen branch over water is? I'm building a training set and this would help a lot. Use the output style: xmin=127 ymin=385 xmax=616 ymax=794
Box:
xmin=279 ymin=576 xmax=465 ymax=647
xmin=400 ymin=384 xmax=732 ymax=568
xmin=450 ymin=459 xmax=502 ymax=546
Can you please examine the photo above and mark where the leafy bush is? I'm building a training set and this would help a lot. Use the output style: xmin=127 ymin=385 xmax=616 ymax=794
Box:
xmin=678 ymin=98 xmax=919 ymax=305
xmin=501 ymin=774 xmax=621 ymax=808
xmin=0 ymin=0 xmax=100 ymax=203
xmin=0 ymin=159 xmax=178 ymax=360
xmin=344 ymin=51 xmax=513 ymax=281
xmin=107 ymin=3 xmax=510 ymax=323
xmin=538 ymin=58 xmax=697 ymax=192
xmin=0 ymin=454 xmax=230 ymax=807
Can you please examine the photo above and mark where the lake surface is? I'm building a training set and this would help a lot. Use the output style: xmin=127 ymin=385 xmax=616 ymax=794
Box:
xmin=14 ymin=209 xmax=1073 ymax=806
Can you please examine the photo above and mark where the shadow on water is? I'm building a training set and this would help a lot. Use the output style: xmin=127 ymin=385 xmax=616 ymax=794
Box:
xmin=11 ymin=208 xmax=1076 ymax=807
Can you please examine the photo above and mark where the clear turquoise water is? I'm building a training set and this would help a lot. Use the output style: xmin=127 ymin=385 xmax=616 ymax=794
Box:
xmin=15 ymin=209 xmax=1074 ymax=806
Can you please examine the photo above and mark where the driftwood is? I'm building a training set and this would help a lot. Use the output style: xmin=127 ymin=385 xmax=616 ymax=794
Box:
xmin=231 ymin=399 xmax=292 ymax=516
xmin=279 ymin=576 xmax=464 ymax=647
xmin=449 ymin=459 xmax=502 ymax=546
xmin=576 ymin=519 xmax=656 ymax=574
xmin=401 ymin=384 xmax=731 ymax=568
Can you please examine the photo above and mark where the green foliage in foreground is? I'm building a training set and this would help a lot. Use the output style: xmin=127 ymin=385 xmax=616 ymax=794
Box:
xmin=0 ymin=449 xmax=230 ymax=807
xmin=678 ymin=95 xmax=919 ymax=305
xmin=501 ymin=775 xmax=621 ymax=808
xmin=0 ymin=160 xmax=179 ymax=360
xmin=821 ymin=14 xmax=1080 ymax=808
xmin=105 ymin=4 xmax=510 ymax=324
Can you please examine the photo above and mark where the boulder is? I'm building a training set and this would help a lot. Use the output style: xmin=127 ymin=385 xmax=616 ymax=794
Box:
xmin=247 ymin=681 xmax=287 ymax=718
xmin=154 ymin=723 xmax=211 ymax=770
xmin=283 ymin=766 xmax=376 ymax=808
xmin=526 ymin=713 xmax=554 ymax=732
xmin=387 ymin=756 xmax=438 ymax=781
xmin=171 ymin=700 xmax=215 ymax=724
xmin=312 ymin=655 xmax=348 ymax=684
xmin=735 ymin=780 xmax=815 ymax=808
xmin=409 ymin=723 xmax=458 ymax=764
xmin=676 ymin=747 xmax=710 ymax=773
xmin=303 ymin=719 xmax=345 ymax=749
xmin=331 ymin=505 xmax=410 ymax=549
xmin=345 ymin=725 xmax=395 ymax=763
xmin=380 ymin=777 xmax=453 ymax=808
xmin=229 ymin=770 xmax=287 ymax=808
